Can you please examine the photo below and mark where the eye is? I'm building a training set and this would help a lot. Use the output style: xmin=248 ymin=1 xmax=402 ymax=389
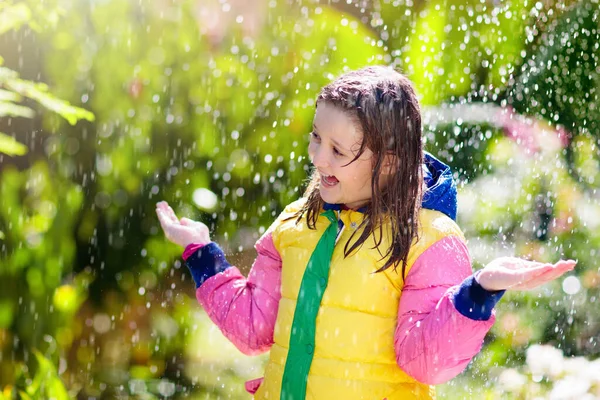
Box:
xmin=333 ymin=147 xmax=344 ymax=157
xmin=310 ymin=131 xmax=321 ymax=141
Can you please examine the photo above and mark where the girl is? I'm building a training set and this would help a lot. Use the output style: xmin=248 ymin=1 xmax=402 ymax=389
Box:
xmin=156 ymin=66 xmax=575 ymax=400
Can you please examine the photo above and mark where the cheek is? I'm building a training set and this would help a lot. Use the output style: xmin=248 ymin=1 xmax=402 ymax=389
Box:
xmin=351 ymin=162 xmax=373 ymax=184
xmin=358 ymin=173 xmax=372 ymax=186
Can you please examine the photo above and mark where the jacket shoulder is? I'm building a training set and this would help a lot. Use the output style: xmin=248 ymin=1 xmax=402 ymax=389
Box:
xmin=402 ymin=209 xmax=466 ymax=278
xmin=268 ymin=198 xmax=307 ymax=249
xmin=281 ymin=197 xmax=307 ymax=216
xmin=419 ymin=208 xmax=464 ymax=241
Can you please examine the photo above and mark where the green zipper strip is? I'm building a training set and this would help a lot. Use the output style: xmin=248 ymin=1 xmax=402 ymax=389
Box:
xmin=280 ymin=210 xmax=338 ymax=400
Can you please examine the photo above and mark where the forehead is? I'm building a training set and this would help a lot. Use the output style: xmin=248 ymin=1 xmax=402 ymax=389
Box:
xmin=313 ymin=102 xmax=362 ymax=147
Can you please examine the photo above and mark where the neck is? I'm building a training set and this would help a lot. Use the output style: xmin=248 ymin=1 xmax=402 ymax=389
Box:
xmin=323 ymin=202 xmax=368 ymax=214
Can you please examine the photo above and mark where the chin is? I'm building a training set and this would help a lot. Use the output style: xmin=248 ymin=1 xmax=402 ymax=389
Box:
xmin=317 ymin=191 xmax=338 ymax=205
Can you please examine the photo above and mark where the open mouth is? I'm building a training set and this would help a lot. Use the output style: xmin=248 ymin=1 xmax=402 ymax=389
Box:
xmin=320 ymin=173 xmax=339 ymax=187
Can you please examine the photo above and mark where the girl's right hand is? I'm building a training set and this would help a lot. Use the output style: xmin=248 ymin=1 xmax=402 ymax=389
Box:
xmin=155 ymin=201 xmax=211 ymax=248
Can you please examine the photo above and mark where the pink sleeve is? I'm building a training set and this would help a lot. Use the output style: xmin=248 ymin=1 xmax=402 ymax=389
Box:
xmin=195 ymin=232 xmax=282 ymax=356
xmin=394 ymin=235 xmax=495 ymax=385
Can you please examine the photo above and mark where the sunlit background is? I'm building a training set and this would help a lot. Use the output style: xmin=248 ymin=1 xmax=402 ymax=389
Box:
xmin=0 ymin=0 xmax=599 ymax=398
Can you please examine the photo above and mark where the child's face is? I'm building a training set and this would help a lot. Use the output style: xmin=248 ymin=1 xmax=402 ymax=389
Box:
xmin=308 ymin=102 xmax=375 ymax=210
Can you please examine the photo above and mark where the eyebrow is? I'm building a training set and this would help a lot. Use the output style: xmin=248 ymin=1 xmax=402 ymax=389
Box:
xmin=312 ymin=123 xmax=350 ymax=152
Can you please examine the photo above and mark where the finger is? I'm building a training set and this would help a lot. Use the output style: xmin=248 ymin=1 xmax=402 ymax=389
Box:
xmin=517 ymin=259 xmax=576 ymax=270
xmin=180 ymin=217 xmax=195 ymax=226
xmin=156 ymin=207 xmax=167 ymax=223
xmin=181 ymin=217 xmax=207 ymax=228
xmin=156 ymin=202 xmax=172 ymax=218
xmin=157 ymin=210 xmax=183 ymax=235
xmin=167 ymin=205 xmax=181 ymax=223
xmin=156 ymin=201 xmax=170 ymax=211
xmin=495 ymin=258 xmax=546 ymax=271
xmin=156 ymin=202 xmax=178 ymax=222
xmin=156 ymin=209 xmax=174 ymax=231
xmin=501 ymin=260 xmax=566 ymax=281
xmin=501 ymin=265 xmax=553 ymax=289
xmin=510 ymin=264 xmax=575 ymax=290
xmin=534 ymin=263 xmax=575 ymax=283
xmin=553 ymin=259 xmax=577 ymax=270
xmin=515 ymin=259 xmax=547 ymax=270
xmin=160 ymin=203 xmax=179 ymax=223
xmin=479 ymin=264 xmax=549 ymax=291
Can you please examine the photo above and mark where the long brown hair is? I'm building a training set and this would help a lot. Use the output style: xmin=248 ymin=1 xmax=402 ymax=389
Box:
xmin=297 ymin=66 xmax=423 ymax=276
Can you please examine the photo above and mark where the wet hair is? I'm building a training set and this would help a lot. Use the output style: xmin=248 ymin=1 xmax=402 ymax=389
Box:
xmin=297 ymin=65 xmax=423 ymax=276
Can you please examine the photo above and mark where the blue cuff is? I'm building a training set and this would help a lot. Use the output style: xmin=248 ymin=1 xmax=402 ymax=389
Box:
xmin=452 ymin=273 xmax=505 ymax=321
xmin=185 ymin=242 xmax=232 ymax=288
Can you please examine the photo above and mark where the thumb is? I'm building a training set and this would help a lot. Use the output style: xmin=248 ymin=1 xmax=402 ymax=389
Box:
xmin=180 ymin=217 xmax=198 ymax=226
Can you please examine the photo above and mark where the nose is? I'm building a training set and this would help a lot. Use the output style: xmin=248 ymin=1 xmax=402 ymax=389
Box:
xmin=310 ymin=145 xmax=329 ymax=168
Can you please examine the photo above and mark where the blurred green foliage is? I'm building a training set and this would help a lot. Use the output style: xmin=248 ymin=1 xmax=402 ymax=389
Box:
xmin=0 ymin=0 xmax=599 ymax=398
xmin=12 ymin=350 xmax=69 ymax=400
xmin=0 ymin=2 xmax=94 ymax=156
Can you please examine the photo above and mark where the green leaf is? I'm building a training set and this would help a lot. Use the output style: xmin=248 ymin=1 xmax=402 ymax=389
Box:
xmin=0 ymin=132 xmax=27 ymax=156
xmin=0 ymin=3 xmax=32 ymax=35
xmin=0 ymin=101 xmax=35 ymax=118
xmin=27 ymin=352 xmax=49 ymax=397
xmin=47 ymin=375 xmax=69 ymax=400
xmin=0 ymin=300 xmax=14 ymax=329
xmin=0 ymin=66 xmax=18 ymax=80
xmin=30 ymin=350 xmax=67 ymax=398
xmin=4 ymin=78 xmax=95 ymax=125
xmin=18 ymin=391 xmax=33 ymax=400
xmin=0 ymin=89 xmax=20 ymax=102
xmin=0 ymin=67 xmax=94 ymax=125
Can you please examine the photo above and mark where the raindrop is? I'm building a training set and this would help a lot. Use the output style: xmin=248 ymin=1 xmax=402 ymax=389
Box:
xmin=192 ymin=188 xmax=218 ymax=211
xmin=157 ymin=380 xmax=176 ymax=396
xmin=92 ymin=313 xmax=111 ymax=334
xmin=562 ymin=276 xmax=581 ymax=295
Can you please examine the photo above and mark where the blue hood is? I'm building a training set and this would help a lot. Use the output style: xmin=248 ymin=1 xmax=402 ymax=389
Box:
xmin=422 ymin=152 xmax=457 ymax=221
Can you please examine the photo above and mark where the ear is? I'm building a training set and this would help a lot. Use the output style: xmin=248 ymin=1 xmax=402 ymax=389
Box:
xmin=381 ymin=153 xmax=398 ymax=175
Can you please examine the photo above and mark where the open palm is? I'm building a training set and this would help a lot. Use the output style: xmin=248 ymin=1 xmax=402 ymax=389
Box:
xmin=477 ymin=257 xmax=577 ymax=292
xmin=155 ymin=201 xmax=211 ymax=248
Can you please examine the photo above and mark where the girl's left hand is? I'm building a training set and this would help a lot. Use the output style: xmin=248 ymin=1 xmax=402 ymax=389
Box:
xmin=477 ymin=257 xmax=577 ymax=292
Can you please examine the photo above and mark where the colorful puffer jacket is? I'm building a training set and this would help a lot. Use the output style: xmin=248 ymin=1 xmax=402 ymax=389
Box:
xmin=183 ymin=153 xmax=504 ymax=400
xmin=256 ymin=200 xmax=461 ymax=400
